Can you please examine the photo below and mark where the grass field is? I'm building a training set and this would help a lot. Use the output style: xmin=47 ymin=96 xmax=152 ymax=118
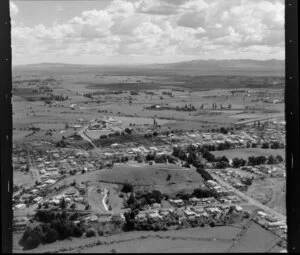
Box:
xmin=13 ymin=226 xmax=240 ymax=253
xmin=14 ymin=171 xmax=34 ymax=187
xmin=212 ymin=148 xmax=285 ymax=160
xmin=246 ymin=177 xmax=286 ymax=215
xmin=15 ymin=223 xmax=279 ymax=253
xmin=233 ymin=223 xmax=279 ymax=253
xmin=96 ymin=164 xmax=205 ymax=194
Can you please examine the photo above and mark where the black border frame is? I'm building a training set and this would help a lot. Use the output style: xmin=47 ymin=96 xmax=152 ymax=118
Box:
xmin=285 ymin=0 xmax=300 ymax=253
xmin=1 ymin=0 xmax=13 ymax=253
xmin=1 ymin=0 xmax=299 ymax=253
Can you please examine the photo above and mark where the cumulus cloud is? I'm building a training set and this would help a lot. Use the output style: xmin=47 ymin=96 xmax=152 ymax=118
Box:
xmin=11 ymin=0 xmax=285 ymax=64
xmin=10 ymin=2 xmax=19 ymax=16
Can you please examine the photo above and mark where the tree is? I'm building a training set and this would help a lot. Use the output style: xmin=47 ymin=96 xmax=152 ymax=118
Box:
xmin=121 ymin=183 xmax=134 ymax=193
xmin=127 ymin=193 xmax=136 ymax=206
xmin=44 ymin=227 xmax=59 ymax=243
xmin=166 ymin=174 xmax=171 ymax=181
xmin=202 ymin=150 xmax=215 ymax=162
xmin=276 ymin=155 xmax=284 ymax=163
xmin=60 ymin=198 xmax=66 ymax=209
xmin=232 ymin=158 xmax=246 ymax=168
xmin=72 ymin=226 xmax=83 ymax=237
xmin=86 ymin=228 xmax=96 ymax=237
xmin=124 ymin=128 xmax=132 ymax=134
xmin=220 ymin=127 xmax=228 ymax=134
xmin=270 ymin=141 xmax=280 ymax=149
xmin=267 ymin=155 xmax=276 ymax=165
xmin=262 ymin=142 xmax=269 ymax=149
xmin=19 ymin=226 xmax=42 ymax=250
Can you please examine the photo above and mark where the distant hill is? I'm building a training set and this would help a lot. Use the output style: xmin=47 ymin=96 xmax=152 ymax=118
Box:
xmin=13 ymin=59 xmax=284 ymax=76
xmin=153 ymin=59 xmax=284 ymax=70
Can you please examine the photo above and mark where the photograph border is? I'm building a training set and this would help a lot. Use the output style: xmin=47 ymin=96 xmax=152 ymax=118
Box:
xmin=1 ymin=0 xmax=299 ymax=253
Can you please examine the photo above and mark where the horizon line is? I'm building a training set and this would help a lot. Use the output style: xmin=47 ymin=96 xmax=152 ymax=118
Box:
xmin=12 ymin=58 xmax=285 ymax=67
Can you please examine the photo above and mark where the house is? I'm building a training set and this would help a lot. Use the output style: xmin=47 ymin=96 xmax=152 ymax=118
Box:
xmin=31 ymin=189 xmax=39 ymax=194
xmin=44 ymin=179 xmax=56 ymax=185
xmin=15 ymin=203 xmax=26 ymax=210
xmin=170 ymin=199 xmax=184 ymax=207
xmin=235 ymin=205 xmax=243 ymax=212
xmin=51 ymin=199 xmax=60 ymax=205
xmin=206 ymin=207 xmax=221 ymax=214
xmin=33 ymin=197 xmax=43 ymax=203
xmin=207 ymin=180 xmax=218 ymax=187
xmin=192 ymin=206 xmax=205 ymax=214
xmin=183 ymin=209 xmax=196 ymax=217
xmin=136 ymin=213 xmax=147 ymax=222
xmin=148 ymin=211 xmax=162 ymax=220
xmin=152 ymin=203 xmax=161 ymax=209
xmin=189 ymin=197 xmax=201 ymax=204
xmin=257 ymin=211 xmax=267 ymax=218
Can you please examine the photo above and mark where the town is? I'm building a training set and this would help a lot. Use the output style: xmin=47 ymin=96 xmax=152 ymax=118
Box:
xmin=12 ymin=79 xmax=286 ymax=252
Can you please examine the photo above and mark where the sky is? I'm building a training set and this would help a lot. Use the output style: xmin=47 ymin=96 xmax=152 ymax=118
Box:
xmin=10 ymin=0 xmax=285 ymax=66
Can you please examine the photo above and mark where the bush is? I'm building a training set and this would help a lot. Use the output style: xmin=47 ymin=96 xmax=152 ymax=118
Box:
xmin=86 ymin=228 xmax=96 ymax=238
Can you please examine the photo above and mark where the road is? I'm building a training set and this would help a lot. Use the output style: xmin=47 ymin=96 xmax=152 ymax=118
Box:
xmin=235 ymin=115 xmax=284 ymax=126
xmin=211 ymin=172 xmax=286 ymax=222
xmin=78 ymin=124 xmax=97 ymax=149
xmin=27 ymin=149 xmax=41 ymax=183
xmin=102 ymin=188 xmax=109 ymax=212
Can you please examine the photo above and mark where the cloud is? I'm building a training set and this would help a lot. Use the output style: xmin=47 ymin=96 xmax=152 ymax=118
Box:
xmin=10 ymin=2 xmax=19 ymax=16
xmin=11 ymin=0 xmax=285 ymax=64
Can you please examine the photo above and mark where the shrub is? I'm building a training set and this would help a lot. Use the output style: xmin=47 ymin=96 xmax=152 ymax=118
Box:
xmin=86 ymin=228 xmax=96 ymax=238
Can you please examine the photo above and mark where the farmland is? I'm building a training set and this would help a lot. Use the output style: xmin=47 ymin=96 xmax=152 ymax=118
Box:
xmin=12 ymin=63 xmax=286 ymax=253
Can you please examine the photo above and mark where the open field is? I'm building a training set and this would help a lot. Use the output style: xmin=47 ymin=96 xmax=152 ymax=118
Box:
xmin=13 ymin=222 xmax=280 ymax=253
xmin=14 ymin=171 xmax=35 ymax=187
xmin=12 ymin=63 xmax=286 ymax=253
xmin=13 ymin=225 xmax=240 ymax=253
xmin=233 ymin=223 xmax=279 ymax=253
xmin=212 ymin=148 xmax=285 ymax=160
xmin=246 ymin=177 xmax=286 ymax=215
xmin=95 ymin=164 xmax=205 ymax=194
